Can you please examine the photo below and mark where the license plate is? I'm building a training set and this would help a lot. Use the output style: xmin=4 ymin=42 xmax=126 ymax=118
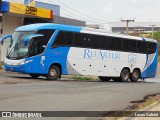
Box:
xmin=10 ymin=68 xmax=14 ymax=71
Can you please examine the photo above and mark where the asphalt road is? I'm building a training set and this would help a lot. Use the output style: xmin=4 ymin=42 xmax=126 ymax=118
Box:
xmin=0 ymin=72 xmax=160 ymax=120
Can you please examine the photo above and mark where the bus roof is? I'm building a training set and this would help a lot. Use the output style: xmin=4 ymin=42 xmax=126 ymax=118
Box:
xmin=16 ymin=23 xmax=157 ymax=43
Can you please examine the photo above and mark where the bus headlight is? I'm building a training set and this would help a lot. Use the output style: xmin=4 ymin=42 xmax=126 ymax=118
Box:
xmin=18 ymin=59 xmax=25 ymax=65
xmin=25 ymin=60 xmax=33 ymax=64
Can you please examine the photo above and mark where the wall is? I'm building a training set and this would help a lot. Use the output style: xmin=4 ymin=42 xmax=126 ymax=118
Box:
xmin=1 ymin=15 xmax=23 ymax=61
xmin=35 ymin=1 xmax=60 ymax=16
xmin=54 ymin=16 xmax=86 ymax=27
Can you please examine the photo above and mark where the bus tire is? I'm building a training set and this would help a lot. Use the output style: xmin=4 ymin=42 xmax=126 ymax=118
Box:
xmin=130 ymin=69 xmax=140 ymax=82
xmin=120 ymin=69 xmax=130 ymax=82
xmin=99 ymin=77 xmax=111 ymax=82
xmin=29 ymin=74 xmax=40 ymax=79
xmin=46 ymin=66 xmax=60 ymax=80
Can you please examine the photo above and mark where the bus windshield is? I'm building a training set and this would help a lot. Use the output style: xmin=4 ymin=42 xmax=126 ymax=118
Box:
xmin=6 ymin=31 xmax=34 ymax=59
xmin=6 ymin=29 xmax=55 ymax=60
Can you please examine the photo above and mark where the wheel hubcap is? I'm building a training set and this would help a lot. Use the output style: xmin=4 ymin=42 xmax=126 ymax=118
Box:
xmin=50 ymin=69 xmax=57 ymax=77
xmin=133 ymin=72 xmax=138 ymax=80
xmin=123 ymin=71 xmax=129 ymax=80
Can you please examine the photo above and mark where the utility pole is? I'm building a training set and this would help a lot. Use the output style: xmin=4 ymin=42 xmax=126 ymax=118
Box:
xmin=150 ymin=25 xmax=156 ymax=39
xmin=134 ymin=26 xmax=145 ymax=37
xmin=121 ymin=19 xmax=134 ymax=35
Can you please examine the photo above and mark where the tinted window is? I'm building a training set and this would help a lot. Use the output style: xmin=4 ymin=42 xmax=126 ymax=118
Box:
xmin=30 ymin=29 xmax=55 ymax=56
xmin=142 ymin=41 xmax=147 ymax=54
xmin=83 ymin=34 xmax=91 ymax=48
xmin=100 ymin=36 xmax=108 ymax=49
xmin=130 ymin=40 xmax=137 ymax=52
xmin=74 ymin=33 xmax=83 ymax=47
xmin=123 ymin=39 xmax=130 ymax=52
xmin=137 ymin=41 xmax=143 ymax=53
xmin=115 ymin=38 xmax=122 ymax=51
xmin=66 ymin=32 xmax=73 ymax=46
xmin=148 ymin=42 xmax=156 ymax=54
xmin=108 ymin=37 xmax=115 ymax=50
xmin=36 ymin=29 xmax=55 ymax=46
xmin=53 ymin=31 xmax=74 ymax=46
xmin=92 ymin=35 xmax=100 ymax=49
xmin=54 ymin=31 xmax=65 ymax=46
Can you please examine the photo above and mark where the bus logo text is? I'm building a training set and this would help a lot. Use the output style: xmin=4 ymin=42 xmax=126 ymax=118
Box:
xmin=128 ymin=54 xmax=137 ymax=68
xmin=84 ymin=49 xmax=120 ymax=60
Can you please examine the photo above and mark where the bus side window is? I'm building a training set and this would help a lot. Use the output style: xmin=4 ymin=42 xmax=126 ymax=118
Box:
xmin=83 ymin=34 xmax=91 ymax=48
xmin=30 ymin=29 xmax=54 ymax=56
xmin=123 ymin=39 xmax=130 ymax=52
xmin=130 ymin=40 xmax=137 ymax=53
xmin=37 ymin=29 xmax=55 ymax=46
xmin=100 ymin=36 xmax=108 ymax=50
xmin=142 ymin=41 xmax=147 ymax=54
xmin=147 ymin=42 xmax=156 ymax=54
xmin=66 ymin=32 xmax=74 ymax=46
xmin=53 ymin=31 xmax=66 ymax=46
xmin=74 ymin=33 xmax=83 ymax=47
xmin=92 ymin=35 xmax=100 ymax=49
xmin=108 ymin=37 xmax=115 ymax=50
xmin=115 ymin=38 xmax=122 ymax=51
xmin=137 ymin=41 xmax=143 ymax=53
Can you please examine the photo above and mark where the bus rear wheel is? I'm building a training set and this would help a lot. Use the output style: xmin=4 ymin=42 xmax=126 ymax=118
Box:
xmin=29 ymin=74 xmax=40 ymax=79
xmin=130 ymin=69 xmax=140 ymax=82
xmin=120 ymin=69 xmax=130 ymax=82
xmin=99 ymin=77 xmax=111 ymax=82
xmin=46 ymin=66 xmax=60 ymax=80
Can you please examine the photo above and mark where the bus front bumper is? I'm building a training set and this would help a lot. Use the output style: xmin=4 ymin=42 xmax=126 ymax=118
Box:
xmin=4 ymin=64 xmax=27 ymax=73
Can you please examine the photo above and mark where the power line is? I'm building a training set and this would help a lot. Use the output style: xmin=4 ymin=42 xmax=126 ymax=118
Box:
xmin=54 ymin=0 xmax=107 ymax=23
xmin=47 ymin=0 xmax=108 ymax=24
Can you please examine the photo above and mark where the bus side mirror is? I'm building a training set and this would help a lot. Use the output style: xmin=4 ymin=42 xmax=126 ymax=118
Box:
xmin=24 ymin=34 xmax=43 ymax=46
xmin=1 ymin=34 xmax=12 ymax=45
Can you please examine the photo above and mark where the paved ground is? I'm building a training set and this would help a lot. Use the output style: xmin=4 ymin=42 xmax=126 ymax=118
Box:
xmin=0 ymin=71 xmax=160 ymax=120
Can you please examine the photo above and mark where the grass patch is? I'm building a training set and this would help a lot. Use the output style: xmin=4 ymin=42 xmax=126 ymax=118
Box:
xmin=129 ymin=94 xmax=160 ymax=111
xmin=104 ymin=94 xmax=160 ymax=120
xmin=159 ymin=56 xmax=160 ymax=62
xmin=62 ymin=75 xmax=98 ymax=81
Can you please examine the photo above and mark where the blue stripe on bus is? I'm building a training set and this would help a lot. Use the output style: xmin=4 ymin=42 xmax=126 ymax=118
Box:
xmin=16 ymin=23 xmax=83 ymax=32
xmin=141 ymin=43 xmax=158 ymax=78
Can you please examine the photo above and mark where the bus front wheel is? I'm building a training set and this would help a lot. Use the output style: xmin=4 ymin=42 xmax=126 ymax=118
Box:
xmin=46 ymin=66 xmax=60 ymax=80
xmin=120 ymin=69 xmax=130 ymax=82
xmin=99 ymin=77 xmax=111 ymax=82
xmin=130 ymin=69 xmax=140 ymax=82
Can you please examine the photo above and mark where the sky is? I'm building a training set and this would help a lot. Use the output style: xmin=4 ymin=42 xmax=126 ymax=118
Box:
xmin=5 ymin=0 xmax=160 ymax=24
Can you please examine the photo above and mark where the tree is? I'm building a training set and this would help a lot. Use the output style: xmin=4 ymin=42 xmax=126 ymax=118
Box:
xmin=153 ymin=31 xmax=160 ymax=54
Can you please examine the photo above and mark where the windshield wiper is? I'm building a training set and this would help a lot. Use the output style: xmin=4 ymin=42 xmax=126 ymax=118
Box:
xmin=7 ymin=42 xmax=19 ymax=58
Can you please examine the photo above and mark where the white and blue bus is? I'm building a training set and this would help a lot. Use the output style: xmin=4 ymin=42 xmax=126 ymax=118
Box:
xmin=1 ymin=23 xmax=158 ymax=82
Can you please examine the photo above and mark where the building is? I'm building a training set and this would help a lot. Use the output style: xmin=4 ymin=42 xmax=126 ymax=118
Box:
xmin=109 ymin=22 xmax=160 ymax=36
xmin=0 ymin=0 xmax=86 ymax=63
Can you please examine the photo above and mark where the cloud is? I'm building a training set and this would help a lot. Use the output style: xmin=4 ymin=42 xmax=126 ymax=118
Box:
xmin=131 ymin=0 xmax=137 ymax=3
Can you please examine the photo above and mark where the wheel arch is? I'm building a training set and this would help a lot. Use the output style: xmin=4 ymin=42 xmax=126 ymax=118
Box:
xmin=121 ymin=67 xmax=131 ymax=75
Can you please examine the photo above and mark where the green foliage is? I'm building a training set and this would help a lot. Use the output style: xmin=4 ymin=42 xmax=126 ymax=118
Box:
xmin=72 ymin=76 xmax=94 ymax=81
xmin=153 ymin=31 xmax=160 ymax=55
xmin=153 ymin=31 xmax=160 ymax=41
